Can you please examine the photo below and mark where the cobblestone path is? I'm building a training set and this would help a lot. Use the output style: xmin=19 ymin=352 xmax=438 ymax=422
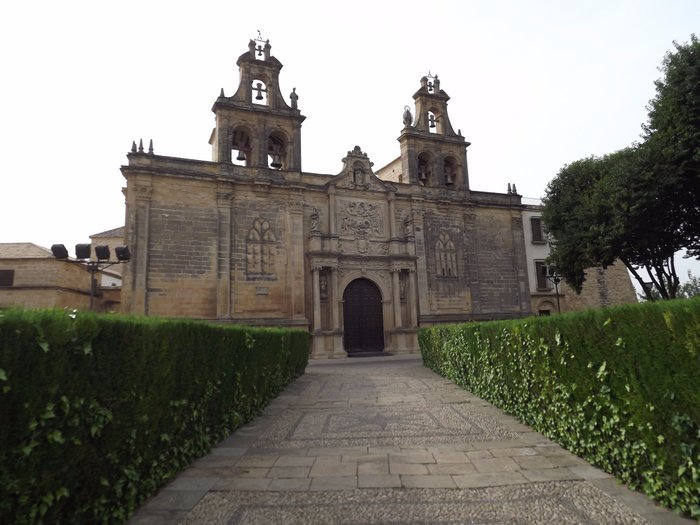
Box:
xmin=129 ymin=355 xmax=691 ymax=524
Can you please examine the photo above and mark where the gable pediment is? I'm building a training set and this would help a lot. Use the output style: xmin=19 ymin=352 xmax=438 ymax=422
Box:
xmin=328 ymin=145 xmax=396 ymax=193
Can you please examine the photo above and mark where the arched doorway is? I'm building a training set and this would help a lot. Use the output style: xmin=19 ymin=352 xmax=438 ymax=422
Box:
xmin=343 ymin=278 xmax=384 ymax=354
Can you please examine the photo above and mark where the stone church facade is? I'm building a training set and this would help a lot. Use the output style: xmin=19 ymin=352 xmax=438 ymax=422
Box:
xmin=119 ymin=39 xmax=627 ymax=358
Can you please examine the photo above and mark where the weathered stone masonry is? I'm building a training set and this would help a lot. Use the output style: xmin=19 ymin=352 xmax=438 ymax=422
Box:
xmin=120 ymin=39 xmax=632 ymax=358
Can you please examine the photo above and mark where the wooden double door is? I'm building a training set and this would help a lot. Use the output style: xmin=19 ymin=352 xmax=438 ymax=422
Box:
xmin=342 ymin=278 xmax=384 ymax=353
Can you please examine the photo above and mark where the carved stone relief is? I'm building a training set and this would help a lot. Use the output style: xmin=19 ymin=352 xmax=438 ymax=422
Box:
xmin=436 ymin=231 xmax=457 ymax=278
xmin=308 ymin=206 xmax=320 ymax=233
xmin=134 ymin=185 xmax=153 ymax=201
xmin=245 ymin=217 xmax=277 ymax=280
xmin=338 ymin=200 xmax=384 ymax=239
xmin=338 ymin=239 xmax=389 ymax=255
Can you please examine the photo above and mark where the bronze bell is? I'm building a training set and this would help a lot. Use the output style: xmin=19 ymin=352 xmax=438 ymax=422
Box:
xmin=270 ymin=154 xmax=283 ymax=169
xmin=236 ymin=150 xmax=246 ymax=161
xmin=255 ymin=82 xmax=264 ymax=100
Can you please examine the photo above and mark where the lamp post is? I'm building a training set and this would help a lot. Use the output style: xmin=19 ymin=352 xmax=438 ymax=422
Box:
xmin=543 ymin=264 xmax=562 ymax=313
xmin=51 ymin=243 xmax=130 ymax=311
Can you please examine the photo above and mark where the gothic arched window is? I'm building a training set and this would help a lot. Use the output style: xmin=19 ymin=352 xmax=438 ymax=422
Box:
xmin=246 ymin=218 xmax=276 ymax=278
xmin=436 ymin=232 xmax=457 ymax=277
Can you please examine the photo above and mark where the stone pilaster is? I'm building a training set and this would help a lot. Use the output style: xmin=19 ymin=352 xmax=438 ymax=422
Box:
xmin=408 ymin=268 xmax=418 ymax=327
xmin=312 ymin=266 xmax=322 ymax=332
xmin=287 ymin=189 xmax=306 ymax=319
xmin=392 ymin=268 xmax=402 ymax=328
xmin=411 ymin=200 xmax=430 ymax=316
xmin=216 ymin=183 xmax=233 ymax=318
xmin=132 ymin=182 xmax=152 ymax=315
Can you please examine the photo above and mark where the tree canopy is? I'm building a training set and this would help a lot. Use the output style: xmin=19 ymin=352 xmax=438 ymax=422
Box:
xmin=542 ymin=35 xmax=699 ymax=300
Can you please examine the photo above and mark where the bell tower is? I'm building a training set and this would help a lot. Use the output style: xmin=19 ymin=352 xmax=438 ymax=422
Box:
xmin=210 ymin=37 xmax=305 ymax=171
xmin=398 ymin=74 xmax=470 ymax=189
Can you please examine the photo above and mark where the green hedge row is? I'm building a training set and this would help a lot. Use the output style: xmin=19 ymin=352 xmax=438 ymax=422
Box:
xmin=0 ymin=309 xmax=310 ymax=524
xmin=420 ymin=298 xmax=700 ymax=518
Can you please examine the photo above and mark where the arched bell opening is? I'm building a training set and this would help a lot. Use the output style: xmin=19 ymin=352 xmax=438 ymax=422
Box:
xmin=444 ymin=156 xmax=458 ymax=186
xmin=427 ymin=110 xmax=438 ymax=134
xmin=231 ymin=127 xmax=252 ymax=167
xmin=417 ymin=152 xmax=434 ymax=186
xmin=342 ymin=278 xmax=384 ymax=354
xmin=267 ymin=131 xmax=288 ymax=170
xmin=252 ymin=79 xmax=269 ymax=106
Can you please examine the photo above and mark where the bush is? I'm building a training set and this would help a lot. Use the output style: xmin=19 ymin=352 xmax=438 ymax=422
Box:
xmin=420 ymin=298 xmax=700 ymax=518
xmin=0 ymin=309 xmax=310 ymax=524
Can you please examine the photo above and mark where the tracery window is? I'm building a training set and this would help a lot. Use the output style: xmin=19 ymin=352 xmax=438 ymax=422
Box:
xmin=246 ymin=218 xmax=276 ymax=278
xmin=436 ymin=232 xmax=457 ymax=277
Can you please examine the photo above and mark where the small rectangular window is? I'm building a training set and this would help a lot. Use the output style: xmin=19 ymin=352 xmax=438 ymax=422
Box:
xmin=0 ymin=269 xmax=15 ymax=287
xmin=535 ymin=261 xmax=551 ymax=290
xmin=531 ymin=217 xmax=545 ymax=243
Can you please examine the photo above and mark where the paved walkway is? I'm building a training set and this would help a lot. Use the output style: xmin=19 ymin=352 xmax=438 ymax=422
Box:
xmin=129 ymin=355 xmax=692 ymax=524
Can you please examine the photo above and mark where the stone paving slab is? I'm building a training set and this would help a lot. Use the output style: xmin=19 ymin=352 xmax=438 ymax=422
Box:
xmin=128 ymin=355 xmax=693 ymax=524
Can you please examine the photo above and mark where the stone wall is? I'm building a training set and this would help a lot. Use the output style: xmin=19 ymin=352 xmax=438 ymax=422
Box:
xmin=0 ymin=259 xmax=90 ymax=310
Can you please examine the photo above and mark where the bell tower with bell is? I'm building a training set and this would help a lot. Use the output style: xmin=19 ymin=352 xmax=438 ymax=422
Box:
xmin=210 ymin=35 xmax=305 ymax=171
xmin=398 ymin=73 xmax=470 ymax=189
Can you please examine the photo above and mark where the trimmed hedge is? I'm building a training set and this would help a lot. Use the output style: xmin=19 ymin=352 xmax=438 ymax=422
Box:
xmin=420 ymin=298 xmax=700 ymax=518
xmin=0 ymin=309 xmax=310 ymax=524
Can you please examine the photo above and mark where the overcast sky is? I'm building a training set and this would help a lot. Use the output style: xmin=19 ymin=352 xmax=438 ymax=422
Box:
xmin=1 ymin=1 xmax=698 ymax=280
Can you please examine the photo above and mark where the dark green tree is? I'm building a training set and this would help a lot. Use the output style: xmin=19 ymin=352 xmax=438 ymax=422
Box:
xmin=642 ymin=34 xmax=700 ymax=260
xmin=542 ymin=35 xmax=699 ymax=300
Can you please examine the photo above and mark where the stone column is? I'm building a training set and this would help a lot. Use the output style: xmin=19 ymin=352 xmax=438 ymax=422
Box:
xmin=392 ymin=269 xmax=402 ymax=328
xmin=328 ymin=186 xmax=339 ymax=252
xmin=408 ymin=268 xmax=418 ymax=327
xmin=330 ymin=266 xmax=340 ymax=330
xmin=388 ymin=193 xmax=396 ymax=238
xmin=312 ymin=266 xmax=322 ymax=332
xmin=216 ymin=185 xmax=233 ymax=319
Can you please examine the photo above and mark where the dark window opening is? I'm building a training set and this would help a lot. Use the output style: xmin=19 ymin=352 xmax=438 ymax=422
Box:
xmin=535 ymin=261 xmax=551 ymax=290
xmin=0 ymin=269 xmax=15 ymax=287
xmin=531 ymin=217 xmax=545 ymax=243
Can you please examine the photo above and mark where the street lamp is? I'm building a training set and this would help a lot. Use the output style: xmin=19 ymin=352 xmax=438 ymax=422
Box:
xmin=51 ymin=243 xmax=131 ymax=310
xmin=542 ymin=264 xmax=562 ymax=313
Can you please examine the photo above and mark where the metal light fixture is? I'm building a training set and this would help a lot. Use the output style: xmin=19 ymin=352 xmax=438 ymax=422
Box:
xmin=115 ymin=246 xmax=131 ymax=261
xmin=51 ymin=242 xmax=131 ymax=310
xmin=95 ymin=245 xmax=110 ymax=261
xmin=542 ymin=264 xmax=562 ymax=313
xmin=51 ymin=244 xmax=69 ymax=259
xmin=75 ymin=244 xmax=91 ymax=259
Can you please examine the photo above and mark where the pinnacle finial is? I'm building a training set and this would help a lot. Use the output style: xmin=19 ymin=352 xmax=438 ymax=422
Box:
xmin=131 ymin=141 xmax=137 ymax=153
xmin=512 ymin=184 xmax=518 ymax=194
xmin=220 ymin=88 xmax=224 ymax=97
xmin=507 ymin=183 xmax=512 ymax=194
xmin=148 ymin=139 xmax=153 ymax=154
xmin=138 ymin=139 xmax=144 ymax=153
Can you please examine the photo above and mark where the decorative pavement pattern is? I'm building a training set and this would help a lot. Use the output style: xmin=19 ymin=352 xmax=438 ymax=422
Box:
xmin=251 ymin=403 xmax=519 ymax=448
xmin=182 ymin=483 xmax=647 ymax=524
xmin=128 ymin=355 xmax=693 ymax=524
